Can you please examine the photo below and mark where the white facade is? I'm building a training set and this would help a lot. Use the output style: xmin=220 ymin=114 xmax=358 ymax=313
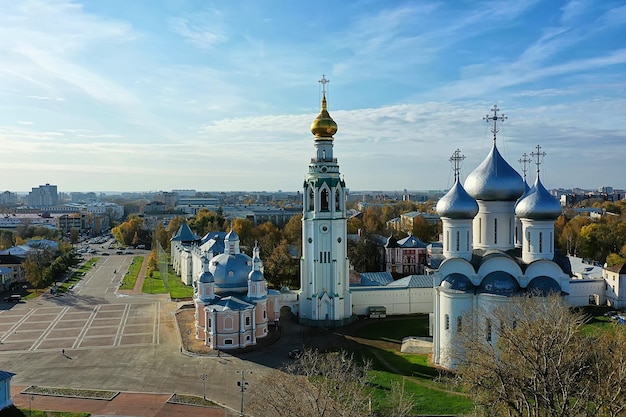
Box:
xmin=0 ymin=371 xmax=15 ymax=411
xmin=298 ymin=87 xmax=352 ymax=327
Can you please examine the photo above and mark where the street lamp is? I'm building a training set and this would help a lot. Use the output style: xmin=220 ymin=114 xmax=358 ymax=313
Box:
xmin=29 ymin=394 xmax=34 ymax=417
xmin=200 ymin=373 xmax=208 ymax=400
xmin=186 ymin=328 xmax=191 ymax=351
xmin=236 ymin=370 xmax=252 ymax=416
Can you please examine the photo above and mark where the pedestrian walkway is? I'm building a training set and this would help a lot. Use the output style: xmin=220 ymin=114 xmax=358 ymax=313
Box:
xmin=11 ymin=386 xmax=231 ymax=417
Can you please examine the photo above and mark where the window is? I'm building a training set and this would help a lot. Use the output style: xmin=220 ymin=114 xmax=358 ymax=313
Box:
xmin=445 ymin=314 xmax=450 ymax=330
xmin=509 ymin=218 xmax=513 ymax=244
xmin=486 ymin=319 xmax=492 ymax=342
xmin=309 ymin=188 xmax=314 ymax=211
xmin=494 ymin=218 xmax=497 ymax=244
xmin=527 ymin=231 xmax=531 ymax=252
xmin=446 ymin=231 xmax=449 ymax=251
xmin=467 ymin=231 xmax=470 ymax=251
xmin=335 ymin=189 xmax=340 ymax=211
xmin=208 ymin=318 xmax=211 ymax=328
xmin=539 ymin=232 xmax=543 ymax=252
xmin=225 ymin=339 xmax=233 ymax=345
xmin=457 ymin=316 xmax=462 ymax=333
xmin=263 ymin=310 xmax=266 ymax=319
xmin=456 ymin=231 xmax=460 ymax=251
xmin=245 ymin=317 xmax=250 ymax=326
xmin=479 ymin=218 xmax=482 ymax=243
xmin=321 ymin=189 xmax=329 ymax=211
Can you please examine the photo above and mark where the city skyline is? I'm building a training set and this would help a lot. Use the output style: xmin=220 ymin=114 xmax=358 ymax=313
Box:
xmin=0 ymin=1 xmax=625 ymax=192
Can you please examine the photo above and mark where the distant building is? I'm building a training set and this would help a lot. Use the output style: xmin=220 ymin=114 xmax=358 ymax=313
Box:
xmin=27 ymin=183 xmax=59 ymax=207
xmin=0 ymin=191 xmax=17 ymax=205
xmin=384 ymin=233 xmax=428 ymax=275
xmin=153 ymin=192 xmax=178 ymax=208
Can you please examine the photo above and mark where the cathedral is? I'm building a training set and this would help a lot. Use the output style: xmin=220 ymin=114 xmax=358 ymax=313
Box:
xmin=432 ymin=106 xmax=569 ymax=369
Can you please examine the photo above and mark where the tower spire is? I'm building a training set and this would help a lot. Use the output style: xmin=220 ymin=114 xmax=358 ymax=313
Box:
xmin=530 ymin=145 xmax=546 ymax=176
xmin=449 ymin=149 xmax=466 ymax=182
xmin=518 ymin=152 xmax=532 ymax=183
xmin=483 ymin=105 xmax=507 ymax=143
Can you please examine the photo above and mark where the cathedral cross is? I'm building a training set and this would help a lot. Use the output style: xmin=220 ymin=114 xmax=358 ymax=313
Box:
xmin=449 ymin=149 xmax=466 ymax=182
xmin=531 ymin=144 xmax=546 ymax=174
xmin=483 ymin=105 xmax=507 ymax=143
xmin=518 ymin=152 xmax=532 ymax=182
xmin=319 ymin=74 xmax=330 ymax=95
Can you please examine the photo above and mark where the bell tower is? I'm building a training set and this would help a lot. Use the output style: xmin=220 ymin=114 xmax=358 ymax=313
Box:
xmin=299 ymin=75 xmax=352 ymax=327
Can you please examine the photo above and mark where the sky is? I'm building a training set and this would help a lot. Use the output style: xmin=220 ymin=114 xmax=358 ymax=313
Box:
xmin=0 ymin=0 xmax=625 ymax=193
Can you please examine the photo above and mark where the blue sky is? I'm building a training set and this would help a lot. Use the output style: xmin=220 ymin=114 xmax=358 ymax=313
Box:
xmin=0 ymin=0 xmax=625 ymax=193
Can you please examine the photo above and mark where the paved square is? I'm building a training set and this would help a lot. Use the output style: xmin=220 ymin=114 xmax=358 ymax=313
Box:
xmin=0 ymin=302 xmax=159 ymax=352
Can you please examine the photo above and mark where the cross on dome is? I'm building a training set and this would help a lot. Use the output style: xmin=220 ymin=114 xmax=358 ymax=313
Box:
xmin=531 ymin=144 xmax=546 ymax=174
xmin=483 ymin=105 xmax=507 ymax=143
xmin=518 ymin=152 xmax=532 ymax=182
xmin=449 ymin=149 xmax=466 ymax=182
xmin=318 ymin=74 xmax=330 ymax=95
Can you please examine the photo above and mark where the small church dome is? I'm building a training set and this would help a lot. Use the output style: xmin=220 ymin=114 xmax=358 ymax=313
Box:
xmin=436 ymin=180 xmax=479 ymax=219
xmin=441 ymin=273 xmax=475 ymax=292
xmin=526 ymin=276 xmax=561 ymax=296
xmin=248 ymin=269 xmax=264 ymax=282
xmin=479 ymin=271 xmax=520 ymax=295
xmin=515 ymin=177 xmax=561 ymax=220
xmin=198 ymin=270 xmax=214 ymax=283
xmin=465 ymin=144 xmax=525 ymax=201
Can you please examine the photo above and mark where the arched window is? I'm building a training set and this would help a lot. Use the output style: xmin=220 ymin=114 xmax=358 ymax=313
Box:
xmin=335 ymin=189 xmax=340 ymax=211
xmin=446 ymin=231 xmax=449 ymax=251
xmin=466 ymin=231 xmax=470 ymax=251
xmin=486 ymin=319 xmax=492 ymax=341
xmin=309 ymin=188 xmax=314 ymax=211
xmin=445 ymin=314 xmax=450 ymax=330
xmin=321 ymin=188 xmax=329 ymax=211
xmin=457 ymin=316 xmax=462 ymax=333
xmin=478 ymin=218 xmax=482 ymax=243
xmin=539 ymin=232 xmax=543 ymax=252
xmin=456 ymin=231 xmax=460 ymax=251
xmin=245 ymin=317 xmax=250 ymax=326
xmin=527 ymin=231 xmax=531 ymax=252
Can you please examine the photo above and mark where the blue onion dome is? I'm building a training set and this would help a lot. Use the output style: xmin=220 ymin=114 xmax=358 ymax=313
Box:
xmin=249 ymin=269 xmax=264 ymax=282
xmin=384 ymin=235 xmax=398 ymax=248
xmin=515 ymin=180 xmax=531 ymax=206
xmin=436 ymin=179 xmax=479 ymax=219
xmin=465 ymin=144 xmax=525 ymax=201
xmin=526 ymin=276 xmax=561 ymax=296
xmin=515 ymin=176 xmax=562 ymax=220
xmin=198 ymin=269 xmax=214 ymax=283
xmin=225 ymin=229 xmax=239 ymax=241
xmin=479 ymin=271 xmax=520 ymax=295
xmin=208 ymin=252 xmax=252 ymax=291
xmin=441 ymin=273 xmax=475 ymax=292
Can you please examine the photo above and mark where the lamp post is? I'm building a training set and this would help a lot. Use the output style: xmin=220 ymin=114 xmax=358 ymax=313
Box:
xmin=29 ymin=394 xmax=34 ymax=417
xmin=186 ymin=328 xmax=191 ymax=351
xmin=236 ymin=370 xmax=251 ymax=416
xmin=200 ymin=373 xmax=208 ymax=400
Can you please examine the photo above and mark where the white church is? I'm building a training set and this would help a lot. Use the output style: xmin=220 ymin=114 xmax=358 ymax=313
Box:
xmin=170 ymin=80 xmax=620 ymax=359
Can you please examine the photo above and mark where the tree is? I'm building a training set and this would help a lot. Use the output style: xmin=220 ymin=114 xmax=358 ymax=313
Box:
xmin=23 ymin=248 xmax=55 ymax=291
xmin=247 ymin=350 xmax=373 ymax=417
xmin=455 ymin=295 xmax=626 ymax=417
xmin=263 ymin=239 xmax=298 ymax=288
xmin=153 ymin=221 xmax=168 ymax=251
xmin=348 ymin=238 xmax=382 ymax=272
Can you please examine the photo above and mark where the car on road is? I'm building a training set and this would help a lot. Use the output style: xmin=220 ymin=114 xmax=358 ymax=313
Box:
xmin=3 ymin=294 xmax=21 ymax=303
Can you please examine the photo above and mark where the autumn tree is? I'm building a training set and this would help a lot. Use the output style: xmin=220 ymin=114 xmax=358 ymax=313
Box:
xmin=146 ymin=251 xmax=159 ymax=277
xmin=455 ymin=295 xmax=626 ymax=417
xmin=189 ymin=209 xmax=224 ymax=236
xmin=153 ymin=221 xmax=168 ymax=251
xmin=112 ymin=215 xmax=148 ymax=246
xmin=231 ymin=217 xmax=255 ymax=248
xmin=23 ymin=248 xmax=55 ymax=291
xmin=247 ymin=349 xmax=415 ymax=417
xmin=263 ymin=239 xmax=298 ymax=288
xmin=347 ymin=238 xmax=382 ymax=272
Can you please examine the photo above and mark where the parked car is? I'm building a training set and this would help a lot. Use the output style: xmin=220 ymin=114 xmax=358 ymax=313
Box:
xmin=3 ymin=294 xmax=21 ymax=303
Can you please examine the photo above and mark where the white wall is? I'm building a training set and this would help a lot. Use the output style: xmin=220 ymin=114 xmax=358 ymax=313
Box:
xmin=351 ymin=287 xmax=433 ymax=316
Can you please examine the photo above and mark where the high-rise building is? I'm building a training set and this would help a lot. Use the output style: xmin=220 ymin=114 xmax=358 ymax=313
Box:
xmin=27 ymin=183 xmax=59 ymax=207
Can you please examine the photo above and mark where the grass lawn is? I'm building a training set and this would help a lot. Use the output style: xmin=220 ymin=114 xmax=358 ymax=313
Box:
xmin=142 ymin=264 xmax=193 ymax=299
xmin=2 ymin=406 xmax=89 ymax=417
xmin=344 ymin=316 xmax=474 ymax=415
xmin=119 ymin=256 xmax=143 ymax=290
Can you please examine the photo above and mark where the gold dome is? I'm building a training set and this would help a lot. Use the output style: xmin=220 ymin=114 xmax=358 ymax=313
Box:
xmin=310 ymin=94 xmax=337 ymax=139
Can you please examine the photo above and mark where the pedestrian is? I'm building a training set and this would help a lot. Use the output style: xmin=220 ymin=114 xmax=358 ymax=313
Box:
xmin=62 ymin=349 xmax=65 ymax=355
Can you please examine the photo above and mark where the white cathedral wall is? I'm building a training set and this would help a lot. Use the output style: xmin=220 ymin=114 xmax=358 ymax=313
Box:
xmin=525 ymin=260 xmax=570 ymax=292
xmin=436 ymin=290 xmax=474 ymax=369
xmin=437 ymin=258 xmax=478 ymax=285
xmin=442 ymin=218 xmax=473 ymax=260
xmin=520 ymin=219 xmax=556 ymax=264
xmin=568 ymin=279 xmax=605 ymax=307
xmin=351 ymin=287 xmax=433 ymax=316
xmin=476 ymin=256 xmax=523 ymax=283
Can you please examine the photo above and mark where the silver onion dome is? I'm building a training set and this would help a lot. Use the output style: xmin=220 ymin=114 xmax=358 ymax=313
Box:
xmin=437 ymin=179 xmax=479 ymax=219
xmin=465 ymin=144 xmax=525 ymax=201
xmin=515 ymin=176 xmax=562 ymax=220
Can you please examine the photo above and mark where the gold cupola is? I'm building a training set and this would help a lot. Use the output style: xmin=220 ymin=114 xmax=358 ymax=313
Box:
xmin=310 ymin=75 xmax=337 ymax=139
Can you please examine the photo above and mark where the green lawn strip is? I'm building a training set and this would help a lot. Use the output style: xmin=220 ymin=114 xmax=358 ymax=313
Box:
xmin=119 ymin=256 xmax=143 ymax=290
xmin=142 ymin=269 xmax=167 ymax=294
xmin=356 ymin=316 xmax=431 ymax=341
xmin=368 ymin=370 xmax=474 ymax=416
xmin=168 ymin=276 xmax=194 ymax=299
xmin=168 ymin=393 xmax=221 ymax=407
xmin=53 ymin=258 xmax=99 ymax=294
